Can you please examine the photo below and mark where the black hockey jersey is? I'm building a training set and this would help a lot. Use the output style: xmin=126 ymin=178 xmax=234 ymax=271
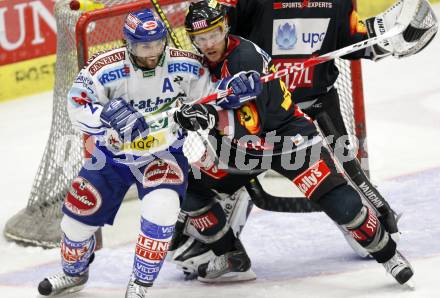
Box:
xmin=224 ymin=0 xmax=370 ymax=102
xmin=207 ymin=35 xmax=318 ymax=157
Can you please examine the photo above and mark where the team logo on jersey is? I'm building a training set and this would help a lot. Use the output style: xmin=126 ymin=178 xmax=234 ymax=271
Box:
xmin=64 ymin=177 xmax=102 ymax=216
xmin=74 ymin=74 xmax=94 ymax=93
xmin=143 ymin=159 xmax=184 ymax=188
xmin=272 ymin=19 xmax=330 ymax=56
xmin=276 ymin=23 xmax=297 ymax=50
xmin=273 ymin=1 xmax=333 ymax=9
xmin=98 ymin=65 xmax=130 ymax=85
xmin=69 ymin=88 xmax=94 ymax=106
xmin=293 ymin=159 xmax=331 ymax=199
xmin=169 ymin=49 xmax=204 ymax=63
xmin=272 ymin=58 xmax=315 ymax=90
xmin=168 ymin=62 xmax=201 ymax=76
xmin=119 ymin=131 xmax=167 ymax=152
xmin=88 ymin=51 xmax=126 ymax=75
xmin=237 ymin=102 xmax=261 ymax=134
xmin=129 ymin=96 xmax=176 ymax=114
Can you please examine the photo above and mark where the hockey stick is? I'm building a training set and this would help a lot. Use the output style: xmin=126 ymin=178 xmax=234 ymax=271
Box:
xmin=151 ymin=0 xmax=184 ymax=49
xmin=315 ymin=113 xmax=401 ymax=234
xmin=197 ymin=25 xmax=406 ymax=104
xmin=246 ymin=177 xmax=322 ymax=213
xmin=144 ymin=22 xmax=406 ymax=125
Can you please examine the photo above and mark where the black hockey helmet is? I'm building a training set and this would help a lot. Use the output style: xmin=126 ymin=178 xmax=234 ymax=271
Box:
xmin=185 ymin=1 xmax=227 ymax=36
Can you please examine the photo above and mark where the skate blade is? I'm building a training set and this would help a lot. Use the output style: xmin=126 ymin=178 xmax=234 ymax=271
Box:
xmin=198 ymin=269 xmax=256 ymax=283
xmin=390 ymin=232 xmax=402 ymax=243
xmin=184 ymin=272 xmax=198 ymax=281
xmin=402 ymin=279 xmax=415 ymax=290
xmin=53 ymin=284 xmax=86 ymax=296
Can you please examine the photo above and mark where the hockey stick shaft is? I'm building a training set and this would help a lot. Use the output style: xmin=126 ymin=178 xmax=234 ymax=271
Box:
xmin=145 ymin=24 xmax=404 ymax=125
xmin=151 ymin=0 xmax=184 ymax=49
xmin=246 ymin=177 xmax=322 ymax=213
xmin=197 ymin=24 xmax=405 ymax=104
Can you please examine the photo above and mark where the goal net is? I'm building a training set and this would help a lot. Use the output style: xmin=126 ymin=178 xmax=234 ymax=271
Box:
xmin=3 ymin=0 xmax=367 ymax=248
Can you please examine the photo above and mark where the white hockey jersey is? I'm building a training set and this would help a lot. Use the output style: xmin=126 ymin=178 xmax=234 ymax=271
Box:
xmin=67 ymin=46 xmax=215 ymax=163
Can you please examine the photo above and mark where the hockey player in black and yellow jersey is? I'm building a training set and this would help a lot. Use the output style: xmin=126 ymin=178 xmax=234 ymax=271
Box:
xmin=170 ymin=0 xmax=436 ymax=276
xmin=170 ymin=0 xmax=420 ymax=286
xmin=219 ymin=0 xmax=436 ymax=239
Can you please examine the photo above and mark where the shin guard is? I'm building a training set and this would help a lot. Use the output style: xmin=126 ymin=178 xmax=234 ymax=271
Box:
xmin=133 ymin=217 xmax=174 ymax=284
xmin=61 ymin=233 xmax=96 ymax=276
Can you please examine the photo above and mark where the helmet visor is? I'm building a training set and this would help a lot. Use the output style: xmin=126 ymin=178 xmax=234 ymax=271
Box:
xmin=127 ymin=38 xmax=166 ymax=58
xmin=191 ymin=27 xmax=226 ymax=49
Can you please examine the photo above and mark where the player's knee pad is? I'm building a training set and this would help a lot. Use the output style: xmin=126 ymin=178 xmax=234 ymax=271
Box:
xmin=318 ymin=184 xmax=363 ymax=225
xmin=141 ymin=188 xmax=180 ymax=226
xmin=60 ymin=215 xmax=99 ymax=241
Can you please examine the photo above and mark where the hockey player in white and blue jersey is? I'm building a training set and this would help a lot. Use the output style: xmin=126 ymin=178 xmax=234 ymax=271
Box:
xmin=36 ymin=8 xmax=257 ymax=298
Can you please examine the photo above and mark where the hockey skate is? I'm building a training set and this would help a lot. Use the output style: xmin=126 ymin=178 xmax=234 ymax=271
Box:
xmin=125 ymin=275 xmax=151 ymax=298
xmin=38 ymin=271 xmax=89 ymax=296
xmin=383 ymin=250 xmax=414 ymax=285
xmin=197 ymin=239 xmax=256 ymax=283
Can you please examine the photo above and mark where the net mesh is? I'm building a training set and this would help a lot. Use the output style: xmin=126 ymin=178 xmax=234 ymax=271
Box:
xmin=335 ymin=59 xmax=356 ymax=137
xmin=3 ymin=0 xmax=364 ymax=248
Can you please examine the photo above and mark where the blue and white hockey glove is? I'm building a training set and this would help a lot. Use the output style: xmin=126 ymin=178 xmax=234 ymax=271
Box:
xmin=100 ymin=97 xmax=149 ymax=142
xmin=216 ymin=70 xmax=262 ymax=109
